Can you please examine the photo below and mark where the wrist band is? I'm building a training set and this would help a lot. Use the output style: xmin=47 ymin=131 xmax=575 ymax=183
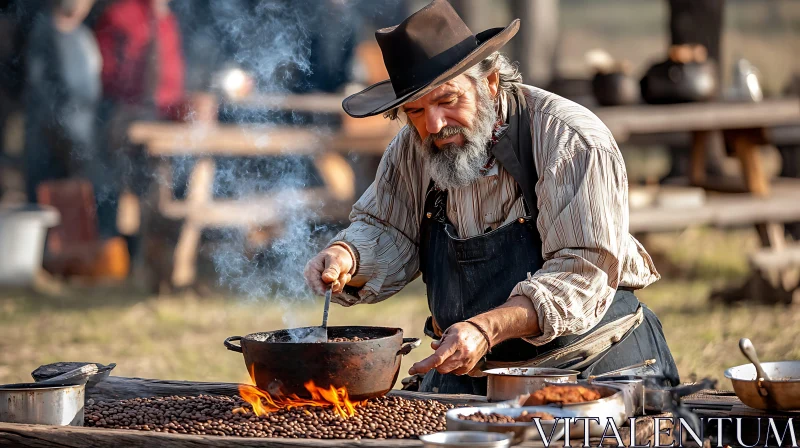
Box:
xmin=465 ymin=320 xmax=493 ymax=354
xmin=329 ymin=241 xmax=358 ymax=276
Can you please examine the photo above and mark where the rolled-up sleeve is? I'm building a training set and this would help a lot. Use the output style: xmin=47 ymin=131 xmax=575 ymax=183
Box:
xmin=511 ymin=125 xmax=630 ymax=345
xmin=330 ymin=128 xmax=427 ymax=306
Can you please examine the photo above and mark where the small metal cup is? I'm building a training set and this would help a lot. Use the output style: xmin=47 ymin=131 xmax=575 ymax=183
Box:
xmin=419 ymin=431 xmax=513 ymax=448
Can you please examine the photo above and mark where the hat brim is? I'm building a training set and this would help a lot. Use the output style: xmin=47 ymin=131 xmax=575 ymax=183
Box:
xmin=342 ymin=19 xmax=520 ymax=118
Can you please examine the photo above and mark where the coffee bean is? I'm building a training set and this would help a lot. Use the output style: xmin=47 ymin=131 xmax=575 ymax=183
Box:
xmin=85 ymin=394 xmax=452 ymax=439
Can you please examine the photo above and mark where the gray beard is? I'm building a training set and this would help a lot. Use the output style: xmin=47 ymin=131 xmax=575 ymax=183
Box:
xmin=412 ymin=83 xmax=497 ymax=191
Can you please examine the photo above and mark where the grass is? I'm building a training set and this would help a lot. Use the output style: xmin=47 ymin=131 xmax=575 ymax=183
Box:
xmin=0 ymin=227 xmax=798 ymax=389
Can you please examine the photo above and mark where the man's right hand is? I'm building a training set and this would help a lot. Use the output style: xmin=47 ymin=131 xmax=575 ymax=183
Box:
xmin=304 ymin=245 xmax=355 ymax=295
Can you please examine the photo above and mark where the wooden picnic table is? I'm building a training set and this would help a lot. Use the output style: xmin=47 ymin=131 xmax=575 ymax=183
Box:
xmin=597 ymin=98 xmax=800 ymax=302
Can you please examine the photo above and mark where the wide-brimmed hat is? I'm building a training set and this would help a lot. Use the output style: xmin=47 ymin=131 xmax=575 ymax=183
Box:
xmin=342 ymin=0 xmax=519 ymax=118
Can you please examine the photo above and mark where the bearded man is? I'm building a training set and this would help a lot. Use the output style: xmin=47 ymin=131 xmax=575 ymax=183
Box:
xmin=304 ymin=0 xmax=679 ymax=395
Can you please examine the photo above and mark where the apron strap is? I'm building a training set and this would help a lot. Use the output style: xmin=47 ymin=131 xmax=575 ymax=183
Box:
xmin=491 ymin=85 xmax=538 ymax=223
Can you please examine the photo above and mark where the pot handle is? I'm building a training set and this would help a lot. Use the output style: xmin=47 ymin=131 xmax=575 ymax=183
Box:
xmin=224 ymin=336 xmax=243 ymax=353
xmin=398 ymin=338 xmax=421 ymax=356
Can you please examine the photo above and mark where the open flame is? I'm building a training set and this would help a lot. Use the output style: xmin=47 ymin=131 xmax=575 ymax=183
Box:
xmin=238 ymin=366 xmax=365 ymax=419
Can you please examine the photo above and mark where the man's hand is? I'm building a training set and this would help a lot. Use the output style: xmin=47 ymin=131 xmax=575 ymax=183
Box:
xmin=304 ymin=245 xmax=354 ymax=295
xmin=408 ymin=322 xmax=489 ymax=376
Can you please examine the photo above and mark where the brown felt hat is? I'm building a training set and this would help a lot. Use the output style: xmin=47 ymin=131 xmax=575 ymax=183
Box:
xmin=342 ymin=0 xmax=519 ymax=118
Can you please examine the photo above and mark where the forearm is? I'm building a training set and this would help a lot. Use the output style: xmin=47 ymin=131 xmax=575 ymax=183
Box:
xmin=468 ymin=295 xmax=541 ymax=348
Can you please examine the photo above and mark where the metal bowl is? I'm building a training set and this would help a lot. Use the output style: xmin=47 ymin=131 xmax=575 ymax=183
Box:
xmin=724 ymin=361 xmax=800 ymax=410
xmin=485 ymin=367 xmax=579 ymax=402
xmin=419 ymin=431 xmax=512 ymax=448
xmin=496 ymin=383 xmax=628 ymax=438
xmin=446 ymin=406 xmax=569 ymax=445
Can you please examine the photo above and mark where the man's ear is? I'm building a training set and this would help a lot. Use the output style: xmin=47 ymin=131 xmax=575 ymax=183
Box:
xmin=487 ymin=70 xmax=500 ymax=98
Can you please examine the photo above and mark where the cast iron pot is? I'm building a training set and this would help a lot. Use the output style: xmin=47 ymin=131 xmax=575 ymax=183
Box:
xmin=224 ymin=326 xmax=420 ymax=401
xmin=640 ymin=59 xmax=718 ymax=104
xmin=592 ymin=72 xmax=640 ymax=106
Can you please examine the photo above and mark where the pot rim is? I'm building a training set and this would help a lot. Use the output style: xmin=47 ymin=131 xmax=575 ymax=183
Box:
xmin=724 ymin=361 xmax=800 ymax=383
xmin=0 ymin=383 xmax=86 ymax=391
xmin=240 ymin=325 xmax=403 ymax=344
xmin=484 ymin=367 xmax=580 ymax=378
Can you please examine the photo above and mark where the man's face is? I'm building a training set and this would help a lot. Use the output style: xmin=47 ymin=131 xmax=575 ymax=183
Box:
xmin=403 ymin=74 xmax=497 ymax=148
xmin=403 ymin=72 xmax=500 ymax=190
xmin=403 ymin=76 xmax=480 ymax=148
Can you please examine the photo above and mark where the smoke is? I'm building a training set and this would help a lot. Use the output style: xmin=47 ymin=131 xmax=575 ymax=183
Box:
xmin=178 ymin=0 xmax=354 ymax=311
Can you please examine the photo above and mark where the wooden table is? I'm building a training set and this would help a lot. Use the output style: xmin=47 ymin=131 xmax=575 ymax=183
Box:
xmin=597 ymin=99 xmax=800 ymax=302
xmin=0 ymin=374 xmax=671 ymax=447
xmin=127 ymin=121 xmax=398 ymax=290
xmin=595 ymin=98 xmax=800 ymax=196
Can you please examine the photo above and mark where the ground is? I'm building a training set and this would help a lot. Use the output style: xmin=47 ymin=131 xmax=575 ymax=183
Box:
xmin=1 ymin=227 xmax=797 ymax=388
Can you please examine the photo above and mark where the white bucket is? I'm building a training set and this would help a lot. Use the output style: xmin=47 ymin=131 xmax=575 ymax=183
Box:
xmin=0 ymin=205 xmax=60 ymax=286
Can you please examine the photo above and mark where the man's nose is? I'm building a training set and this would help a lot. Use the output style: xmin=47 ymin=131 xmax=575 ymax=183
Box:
xmin=425 ymin=109 xmax=447 ymax=135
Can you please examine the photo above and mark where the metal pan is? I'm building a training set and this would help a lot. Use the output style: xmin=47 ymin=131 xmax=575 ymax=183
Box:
xmin=484 ymin=367 xmax=579 ymax=402
xmin=724 ymin=361 xmax=800 ymax=410
xmin=0 ymin=382 xmax=84 ymax=426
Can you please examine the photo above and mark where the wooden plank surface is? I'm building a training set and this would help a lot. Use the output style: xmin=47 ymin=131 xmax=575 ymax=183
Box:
xmin=0 ymin=417 xmax=664 ymax=448
xmin=595 ymin=99 xmax=800 ymax=142
xmin=128 ymin=122 xmax=397 ymax=156
xmin=0 ymin=370 xmax=665 ymax=447
xmin=228 ymin=93 xmax=345 ymax=114
xmin=629 ymin=179 xmax=800 ymax=233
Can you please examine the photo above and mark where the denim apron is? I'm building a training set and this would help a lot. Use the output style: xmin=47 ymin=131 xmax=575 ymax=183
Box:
xmin=418 ymin=87 xmax=679 ymax=395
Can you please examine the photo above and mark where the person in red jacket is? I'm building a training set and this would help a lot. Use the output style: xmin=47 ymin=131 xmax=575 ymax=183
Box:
xmin=94 ymin=0 xmax=185 ymax=120
xmin=93 ymin=0 xmax=216 ymax=256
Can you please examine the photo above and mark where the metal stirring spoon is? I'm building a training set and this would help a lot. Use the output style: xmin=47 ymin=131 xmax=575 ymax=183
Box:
xmin=739 ymin=338 xmax=771 ymax=382
xmin=298 ymin=285 xmax=333 ymax=343
xmin=321 ymin=285 xmax=332 ymax=338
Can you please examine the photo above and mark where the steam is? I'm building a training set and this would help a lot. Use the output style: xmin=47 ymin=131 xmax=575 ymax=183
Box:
xmin=195 ymin=1 xmax=333 ymax=307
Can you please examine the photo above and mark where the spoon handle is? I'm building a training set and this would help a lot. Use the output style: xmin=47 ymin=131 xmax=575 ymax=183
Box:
xmin=322 ymin=287 xmax=332 ymax=329
xmin=739 ymin=338 xmax=770 ymax=381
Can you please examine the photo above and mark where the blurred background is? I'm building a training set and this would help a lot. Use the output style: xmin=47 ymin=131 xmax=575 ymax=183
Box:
xmin=0 ymin=0 xmax=799 ymax=387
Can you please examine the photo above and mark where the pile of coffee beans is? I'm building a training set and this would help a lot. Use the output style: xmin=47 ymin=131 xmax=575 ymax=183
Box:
xmin=458 ymin=410 xmax=517 ymax=423
xmin=458 ymin=410 xmax=555 ymax=423
xmin=85 ymin=395 xmax=451 ymax=439
xmin=327 ymin=336 xmax=372 ymax=343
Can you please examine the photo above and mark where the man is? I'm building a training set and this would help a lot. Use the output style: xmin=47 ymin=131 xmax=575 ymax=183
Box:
xmin=24 ymin=0 xmax=101 ymax=203
xmin=304 ymin=0 xmax=679 ymax=395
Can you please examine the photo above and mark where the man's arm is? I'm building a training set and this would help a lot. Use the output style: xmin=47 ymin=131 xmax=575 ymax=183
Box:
xmin=305 ymin=128 xmax=427 ymax=305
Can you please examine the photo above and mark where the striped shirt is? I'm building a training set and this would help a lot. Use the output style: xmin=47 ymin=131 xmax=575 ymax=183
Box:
xmin=331 ymin=84 xmax=660 ymax=345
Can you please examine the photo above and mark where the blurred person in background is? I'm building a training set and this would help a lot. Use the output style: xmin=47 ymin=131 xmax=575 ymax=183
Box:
xmin=23 ymin=0 xmax=103 ymax=206
xmin=94 ymin=0 xmax=186 ymax=123
xmin=93 ymin=0 xmax=215 ymax=247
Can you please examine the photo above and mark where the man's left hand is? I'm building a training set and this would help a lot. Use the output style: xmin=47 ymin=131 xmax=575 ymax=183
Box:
xmin=408 ymin=322 xmax=489 ymax=376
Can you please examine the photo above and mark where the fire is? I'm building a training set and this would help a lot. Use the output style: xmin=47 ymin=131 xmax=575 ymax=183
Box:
xmin=238 ymin=366 xmax=365 ymax=419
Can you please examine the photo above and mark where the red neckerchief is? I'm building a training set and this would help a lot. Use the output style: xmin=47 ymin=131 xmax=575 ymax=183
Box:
xmin=479 ymin=118 xmax=508 ymax=176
